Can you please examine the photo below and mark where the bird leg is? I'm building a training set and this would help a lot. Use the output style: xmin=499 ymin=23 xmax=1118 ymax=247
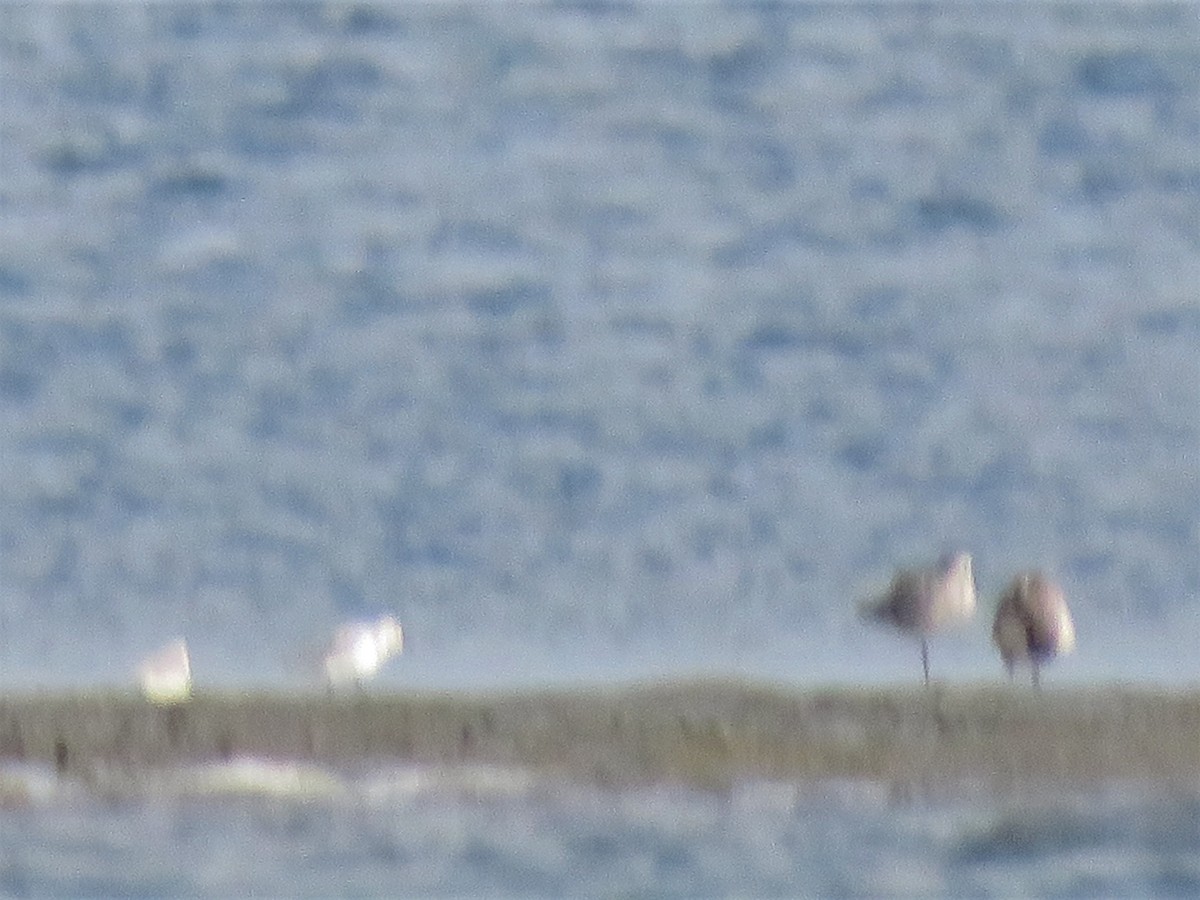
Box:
xmin=921 ymin=639 xmax=930 ymax=686
xmin=1032 ymin=663 xmax=1041 ymax=691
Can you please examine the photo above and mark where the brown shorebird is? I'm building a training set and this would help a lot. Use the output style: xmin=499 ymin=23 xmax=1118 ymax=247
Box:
xmin=860 ymin=551 xmax=977 ymax=685
xmin=992 ymin=572 xmax=1075 ymax=689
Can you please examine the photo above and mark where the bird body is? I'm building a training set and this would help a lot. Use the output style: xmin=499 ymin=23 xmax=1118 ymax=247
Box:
xmin=323 ymin=615 xmax=404 ymax=686
xmin=993 ymin=572 xmax=1074 ymax=687
xmin=138 ymin=638 xmax=192 ymax=705
xmin=861 ymin=551 xmax=976 ymax=684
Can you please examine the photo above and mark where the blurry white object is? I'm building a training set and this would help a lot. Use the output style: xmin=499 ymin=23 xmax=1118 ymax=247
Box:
xmin=138 ymin=638 xmax=192 ymax=705
xmin=323 ymin=616 xmax=404 ymax=686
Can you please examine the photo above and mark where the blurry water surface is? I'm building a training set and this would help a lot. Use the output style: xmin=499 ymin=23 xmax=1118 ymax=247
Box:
xmin=2 ymin=765 xmax=1198 ymax=898
xmin=0 ymin=3 xmax=1198 ymax=894
xmin=1 ymin=2 xmax=1197 ymax=690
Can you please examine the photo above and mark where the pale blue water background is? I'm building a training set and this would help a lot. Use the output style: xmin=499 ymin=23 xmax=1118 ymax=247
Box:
xmin=0 ymin=2 xmax=1198 ymax=895
xmin=1 ymin=765 xmax=1197 ymax=897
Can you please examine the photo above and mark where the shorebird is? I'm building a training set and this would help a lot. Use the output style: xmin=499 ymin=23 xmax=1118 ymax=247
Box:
xmin=860 ymin=551 xmax=977 ymax=685
xmin=992 ymin=572 xmax=1075 ymax=689
xmin=323 ymin=615 xmax=404 ymax=687
xmin=138 ymin=638 xmax=192 ymax=705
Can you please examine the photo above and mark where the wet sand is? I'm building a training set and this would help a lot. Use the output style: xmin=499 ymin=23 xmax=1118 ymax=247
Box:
xmin=1 ymin=680 xmax=1196 ymax=792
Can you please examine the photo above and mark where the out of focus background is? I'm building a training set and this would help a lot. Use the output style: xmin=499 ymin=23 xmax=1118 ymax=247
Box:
xmin=1 ymin=2 xmax=1196 ymax=688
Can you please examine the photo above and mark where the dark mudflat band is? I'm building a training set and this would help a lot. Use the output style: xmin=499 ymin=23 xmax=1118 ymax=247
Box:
xmin=1 ymin=681 xmax=1196 ymax=792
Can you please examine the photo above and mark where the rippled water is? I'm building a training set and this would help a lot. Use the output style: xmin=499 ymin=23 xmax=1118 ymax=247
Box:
xmin=2 ymin=761 xmax=1198 ymax=898
xmin=1 ymin=1 xmax=1197 ymax=690
xmin=1 ymin=2 xmax=1197 ymax=894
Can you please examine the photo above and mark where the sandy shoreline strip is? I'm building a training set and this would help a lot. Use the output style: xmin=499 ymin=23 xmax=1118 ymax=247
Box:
xmin=1 ymin=680 xmax=1196 ymax=791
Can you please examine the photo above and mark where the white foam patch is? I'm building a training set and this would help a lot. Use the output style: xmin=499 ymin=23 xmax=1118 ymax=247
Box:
xmin=169 ymin=758 xmax=347 ymax=799
xmin=357 ymin=764 xmax=539 ymax=803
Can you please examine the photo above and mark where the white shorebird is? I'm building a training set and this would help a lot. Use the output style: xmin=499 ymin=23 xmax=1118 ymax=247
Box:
xmin=323 ymin=615 xmax=404 ymax=687
xmin=138 ymin=638 xmax=192 ymax=705
xmin=992 ymin=572 xmax=1075 ymax=689
xmin=860 ymin=551 xmax=977 ymax=685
